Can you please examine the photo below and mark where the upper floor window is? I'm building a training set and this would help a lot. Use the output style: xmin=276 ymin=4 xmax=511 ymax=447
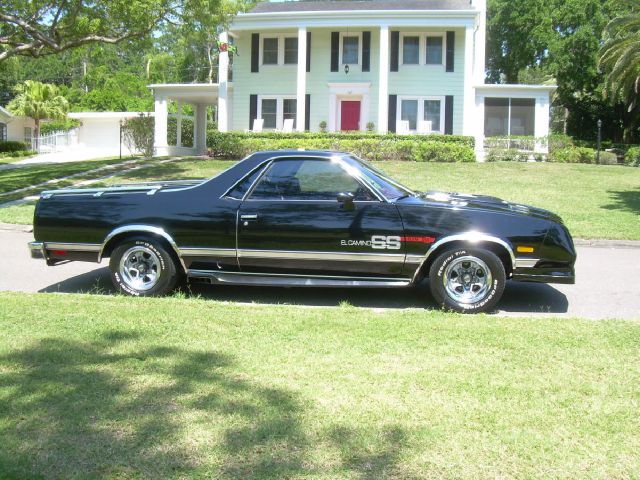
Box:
xmin=402 ymin=36 xmax=420 ymax=65
xmin=262 ymin=37 xmax=279 ymax=65
xmin=425 ymin=36 xmax=444 ymax=65
xmin=342 ymin=36 xmax=359 ymax=64
xmin=0 ymin=122 xmax=7 ymax=141
xmin=284 ymin=37 xmax=298 ymax=64
xmin=261 ymin=35 xmax=297 ymax=66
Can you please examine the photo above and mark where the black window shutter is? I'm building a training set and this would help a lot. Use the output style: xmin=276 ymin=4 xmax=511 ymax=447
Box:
xmin=306 ymin=31 xmax=311 ymax=72
xmin=362 ymin=31 xmax=371 ymax=72
xmin=388 ymin=95 xmax=397 ymax=133
xmin=249 ymin=94 xmax=258 ymax=130
xmin=305 ymin=94 xmax=311 ymax=131
xmin=251 ymin=33 xmax=260 ymax=73
xmin=390 ymin=31 xmax=400 ymax=72
xmin=444 ymin=95 xmax=454 ymax=134
xmin=446 ymin=31 xmax=455 ymax=72
xmin=331 ymin=32 xmax=339 ymax=72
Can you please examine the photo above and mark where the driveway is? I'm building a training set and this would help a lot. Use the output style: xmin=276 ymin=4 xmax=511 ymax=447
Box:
xmin=1 ymin=228 xmax=638 ymax=320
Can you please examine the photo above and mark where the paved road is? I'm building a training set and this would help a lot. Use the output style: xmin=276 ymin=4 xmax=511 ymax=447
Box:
xmin=1 ymin=229 xmax=638 ymax=320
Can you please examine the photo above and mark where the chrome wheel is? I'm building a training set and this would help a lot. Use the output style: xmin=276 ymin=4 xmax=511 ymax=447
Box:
xmin=442 ymin=255 xmax=493 ymax=304
xmin=118 ymin=246 xmax=161 ymax=292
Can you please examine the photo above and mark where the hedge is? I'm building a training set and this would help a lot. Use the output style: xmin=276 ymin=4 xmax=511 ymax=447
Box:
xmin=207 ymin=131 xmax=476 ymax=162
xmin=0 ymin=140 xmax=30 ymax=153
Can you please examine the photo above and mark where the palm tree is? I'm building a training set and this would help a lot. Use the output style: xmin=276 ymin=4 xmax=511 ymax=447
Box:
xmin=7 ymin=80 xmax=69 ymax=150
xmin=599 ymin=12 xmax=640 ymax=141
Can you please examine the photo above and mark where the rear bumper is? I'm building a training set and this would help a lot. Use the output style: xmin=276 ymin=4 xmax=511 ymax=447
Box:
xmin=28 ymin=241 xmax=46 ymax=260
xmin=512 ymin=266 xmax=575 ymax=285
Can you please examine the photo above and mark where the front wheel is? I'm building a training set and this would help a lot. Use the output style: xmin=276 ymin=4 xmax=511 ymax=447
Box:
xmin=428 ymin=247 xmax=506 ymax=314
xmin=109 ymin=238 xmax=180 ymax=297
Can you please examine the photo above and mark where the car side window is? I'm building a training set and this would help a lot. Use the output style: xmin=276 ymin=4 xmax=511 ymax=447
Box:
xmin=248 ymin=159 xmax=376 ymax=201
xmin=225 ymin=166 xmax=266 ymax=200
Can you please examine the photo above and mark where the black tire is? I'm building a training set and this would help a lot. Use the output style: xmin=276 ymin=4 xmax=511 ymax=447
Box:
xmin=109 ymin=237 xmax=180 ymax=297
xmin=428 ymin=247 xmax=506 ymax=314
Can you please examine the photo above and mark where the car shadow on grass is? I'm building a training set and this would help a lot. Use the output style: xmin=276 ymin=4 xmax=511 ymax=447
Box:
xmin=39 ymin=267 xmax=569 ymax=314
xmin=0 ymin=330 xmax=414 ymax=478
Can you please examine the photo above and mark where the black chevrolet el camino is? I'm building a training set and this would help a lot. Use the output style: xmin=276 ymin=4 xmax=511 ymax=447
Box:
xmin=29 ymin=150 xmax=576 ymax=313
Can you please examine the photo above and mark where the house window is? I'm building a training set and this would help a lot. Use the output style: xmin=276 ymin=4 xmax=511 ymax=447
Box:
xmin=0 ymin=122 xmax=6 ymax=141
xmin=425 ymin=36 xmax=444 ymax=65
xmin=402 ymin=36 xmax=420 ymax=65
xmin=283 ymin=99 xmax=297 ymax=126
xmin=484 ymin=97 xmax=535 ymax=137
xmin=342 ymin=35 xmax=359 ymax=65
xmin=398 ymin=96 xmax=445 ymax=133
xmin=424 ymin=99 xmax=442 ymax=132
xmin=284 ymin=37 xmax=298 ymax=65
xmin=262 ymin=37 xmax=279 ymax=65
xmin=261 ymin=99 xmax=278 ymax=129
xmin=258 ymin=96 xmax=297 ymax=130
xmin=401 ymin=100 xmax=418 ymax=131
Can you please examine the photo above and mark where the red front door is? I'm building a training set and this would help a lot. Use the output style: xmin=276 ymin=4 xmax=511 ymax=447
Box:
xmin=340 ymin=101 xmax=361 ymax=131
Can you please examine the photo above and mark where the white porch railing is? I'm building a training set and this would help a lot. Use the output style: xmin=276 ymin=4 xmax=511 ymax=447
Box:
xmin=31 ymin=129 xmax=78 ymax=153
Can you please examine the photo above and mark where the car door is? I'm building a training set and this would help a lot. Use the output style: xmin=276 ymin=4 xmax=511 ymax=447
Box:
xmin=237 ymin=157 xmax=406 ymax=277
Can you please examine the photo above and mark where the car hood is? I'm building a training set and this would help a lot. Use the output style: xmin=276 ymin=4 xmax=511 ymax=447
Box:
xmin=414 ymin=191 xmax=564 ymax=224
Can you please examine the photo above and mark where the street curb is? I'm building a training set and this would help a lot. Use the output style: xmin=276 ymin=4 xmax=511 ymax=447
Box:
xmin=573 ymin=238 xmax=640 ymax=248
xmin=0 ymin=223 xmax=32 ymax=233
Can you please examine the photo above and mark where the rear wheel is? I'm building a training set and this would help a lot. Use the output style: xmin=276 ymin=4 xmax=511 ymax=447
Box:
xmin=428 ymin=247 xmax=506 ymax=313
xmin=109 ymin=238 xmax=180 ymax=297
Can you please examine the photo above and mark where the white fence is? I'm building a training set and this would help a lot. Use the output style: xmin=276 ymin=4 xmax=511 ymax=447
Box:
xmin=31 ymin=129 xmax=78 ymax=153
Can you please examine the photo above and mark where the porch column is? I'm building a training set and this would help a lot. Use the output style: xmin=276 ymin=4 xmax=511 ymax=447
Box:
xmin=462 ymin=25 xmax=475 ymax=136
xmin=535 ymin=94 xmax=551 ymax=153
xmin=218 ymin=31 xmax=229 ymax=132
xmin=153 ymin=93 xmax=169 ymax=157
xmin=296 ymin=26 xmax=307 ymax=132
xmin=176 ymin=100 xmax=183 ymax=147
xmin=473 ymin=0 xmax=487 ymax=83
xmin=378 ymin=25 xmax=389 ymax=134
xmin=194 ymin=103 xmax=208 ymax=155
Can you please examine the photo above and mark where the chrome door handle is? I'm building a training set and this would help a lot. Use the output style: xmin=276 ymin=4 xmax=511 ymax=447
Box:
xmin=240 ymin=214 xmax=258 ymax=220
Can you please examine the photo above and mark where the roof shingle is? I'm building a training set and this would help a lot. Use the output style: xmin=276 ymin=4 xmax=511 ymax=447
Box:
xmin=250 ymin=0 xmax=473 ymax=14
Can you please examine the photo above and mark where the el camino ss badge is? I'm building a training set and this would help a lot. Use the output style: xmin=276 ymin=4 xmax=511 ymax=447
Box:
xmin=341 ymin=236 xmax=436 ymax=250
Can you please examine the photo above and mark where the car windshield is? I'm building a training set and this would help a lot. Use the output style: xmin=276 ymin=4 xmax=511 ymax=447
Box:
xmin=342 ymin=155 xmax=415 ymax=201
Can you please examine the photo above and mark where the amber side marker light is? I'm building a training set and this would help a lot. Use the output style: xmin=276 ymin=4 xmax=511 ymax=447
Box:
xmin=516 ymin=246 xmax=535 ymax=253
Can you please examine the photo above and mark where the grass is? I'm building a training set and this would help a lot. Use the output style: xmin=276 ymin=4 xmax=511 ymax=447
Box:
xmin=0 ymin=291 xmax=638 ymax=478
xmin=1 ymin=156 xmax=638 ymax=240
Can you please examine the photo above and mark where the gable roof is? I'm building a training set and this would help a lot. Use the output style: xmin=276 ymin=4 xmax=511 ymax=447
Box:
xmin=250 ymin=0 xmax=473 ymax=14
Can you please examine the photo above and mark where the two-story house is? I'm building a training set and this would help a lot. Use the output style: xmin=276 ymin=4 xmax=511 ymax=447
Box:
xmin=150 ymin=0 xmax=555 ymax=159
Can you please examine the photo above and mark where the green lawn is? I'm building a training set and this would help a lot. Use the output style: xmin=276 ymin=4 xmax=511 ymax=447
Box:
xmin=0 ymin=292 xmax=638 ymax=478
xmin=1 ymin=157 xmax=639 ymax=240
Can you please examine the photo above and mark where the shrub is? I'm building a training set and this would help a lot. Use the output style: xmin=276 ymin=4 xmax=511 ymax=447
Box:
xmin=598 ymin=151 xmax=619 ymax=165
xmin=548 ymin=146 xmax=596 ymax=164
xmin=168 ymin=117 xmax=194 ymax=148
xmin=0 ymin=140 xmax=30 ymax=153
xmin=40 ymin=118 xmax=80 ymax=135
xmin=484 ymin=148 xmax=532 ymax=162
xmin=122 ymin=114 xmax=154 ymax=157
xmin=412 ymin=141 xmax=475 ymax=163
xmin=624 ymin=147 xmax=640 ymax=167
xmin=5 ymin=150 xmax=37 ymax=158
xmin=206 ymin=131 xmax=475 ymax=161
xmin=547 ymin=134 xmax=574 ymax=152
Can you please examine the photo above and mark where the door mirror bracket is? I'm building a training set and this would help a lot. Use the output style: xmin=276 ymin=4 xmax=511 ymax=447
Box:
xmin=337 ymin=192 xmax=355 ymax=210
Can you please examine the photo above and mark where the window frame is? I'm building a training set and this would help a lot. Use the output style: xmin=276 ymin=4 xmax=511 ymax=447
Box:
xmin=257 ymin=95 xmax=298 ymax=131
xmin=397 ymin=95 xmax=446 ymax=134
xmin=425 ymin=34 xmax=445 ymax=66
xmin=260 ymin=34 xmax=298 ymax=67
xmin=483 ymin=97 xmax=536 ymax=137
xmin=400 ymin=33 xmax=422 ymax=66
xmin=339 ymin=32 xmax=363 ymax=68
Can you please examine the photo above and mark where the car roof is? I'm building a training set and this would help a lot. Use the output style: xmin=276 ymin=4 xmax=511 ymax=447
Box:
xmin=241 ymin=150 xmax=352 ymax=168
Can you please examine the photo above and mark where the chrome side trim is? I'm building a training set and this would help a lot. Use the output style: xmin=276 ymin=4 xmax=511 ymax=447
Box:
xmin=405 ymin=255 xmax=425 ymax=265
xmin=188 ymin=269 xmax=411 ymax=288
xmin=45 ymin=242 xmax=101 ymax=252
xmin=179 ymin=247 xmax=236 ymax=258
xmin=410 ymin=233 xmax=516 ymax=283
xmin=237 ymin=249 xmax=405 ymax=263
xmin=514 ymin=258 xmax=540 ymax=269
xmin=99 ymin=225 xmax=187 ymax=272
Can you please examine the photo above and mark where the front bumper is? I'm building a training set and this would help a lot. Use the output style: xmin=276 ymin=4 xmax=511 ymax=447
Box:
xmin=512 ymin=266 xmax=575 ymax=285
xmin=28 ymin=241 xmax=46 ymax=260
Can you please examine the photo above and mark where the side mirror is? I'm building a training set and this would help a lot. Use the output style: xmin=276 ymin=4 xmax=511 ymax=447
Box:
xmin=337 ymin=192 xmax=355 ymax=209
